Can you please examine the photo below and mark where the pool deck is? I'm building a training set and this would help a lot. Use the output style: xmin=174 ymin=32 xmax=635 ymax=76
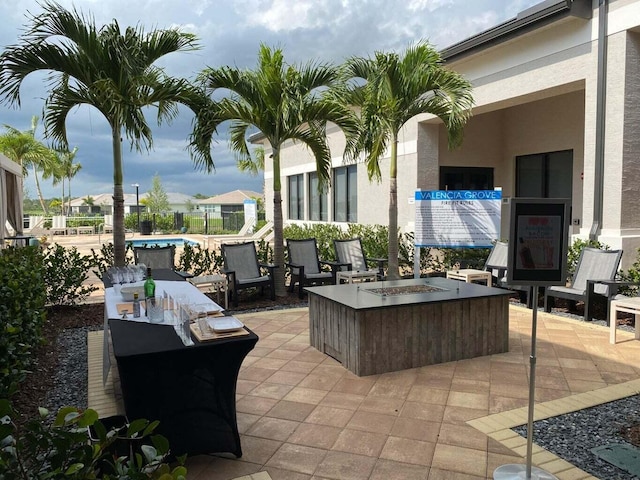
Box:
xmin=89 ymin=304 xmax=640 ymax=480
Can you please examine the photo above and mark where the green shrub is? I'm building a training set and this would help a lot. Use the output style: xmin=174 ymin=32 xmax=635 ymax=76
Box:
xmin=0 ymin=400 xmax=187 ymax=479
xmin=438 ymin=247 xmax=491 ymax=271
xmin=177 ymin=243 xmax=222 ymax=276
xmin=90 ymin=243 xmax=134 ymax=279
xmin=619 ymin=247 xmax=640 ymax=296
xmin=42 ymin=244 xmax=99 ymax=306
xmin=0 ymin=247 xmax=47 ymax=398
xmin=256 ymin=238 xmax=274 ymax=265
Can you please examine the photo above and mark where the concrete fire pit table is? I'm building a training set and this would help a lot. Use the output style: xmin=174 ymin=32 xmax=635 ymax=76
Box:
xmin=306 ymin=277 xmax=512 ymax=376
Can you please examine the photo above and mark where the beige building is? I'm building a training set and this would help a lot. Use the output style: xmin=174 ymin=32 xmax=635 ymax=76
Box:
xmin=256 ymin=0 xmax=640 ymax=268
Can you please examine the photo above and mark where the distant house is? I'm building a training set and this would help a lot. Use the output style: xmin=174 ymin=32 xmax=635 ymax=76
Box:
xmin=197 ymin=190 xmax=263 ymax=219
xmin=69 ymin=192 xmax=198 ymax=214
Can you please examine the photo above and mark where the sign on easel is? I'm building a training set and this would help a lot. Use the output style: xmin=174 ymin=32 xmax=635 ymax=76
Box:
xmin=495 ymin=197 xmax=570 ymax=480
xmin=414 ymin=189 xmax=501 ymax=248
xmin=506 ymin=198 xmax=570 ymax=286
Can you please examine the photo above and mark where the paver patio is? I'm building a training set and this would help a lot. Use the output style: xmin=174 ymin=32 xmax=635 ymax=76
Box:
xmin=88 ymin=303 xmax=640 ymax=480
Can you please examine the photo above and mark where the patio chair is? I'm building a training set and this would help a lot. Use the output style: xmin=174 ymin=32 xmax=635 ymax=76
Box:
xmin=103 ymin=215 xmax=114 ymax=234
xmin=333 ymin=238 xmax=386 ymax=282
xmin=25 ymin=216 xmax=48 ymax=236
xmin=50 ymin=215 xmax=68 ymax=235
xmin=133 ymin=245 xmax=191 ymax=279
xmin=221 ymin=241 xmax=276 ymax=307
xmin=286 ymin=238 xmax=336 ymax=298
xmin=206 ymin=221 xmax=274 ymax=250
xmin=484 ymin=241 xmax=535 ymax=307
xmin=544 ymin=247 xmax=623 ymax=321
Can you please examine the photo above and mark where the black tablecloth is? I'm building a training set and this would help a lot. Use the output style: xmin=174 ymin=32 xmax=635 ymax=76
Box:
xmin=106 ymin=269 xmax=258 ymax=458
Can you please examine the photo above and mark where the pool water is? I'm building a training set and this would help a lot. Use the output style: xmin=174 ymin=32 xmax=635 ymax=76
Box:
xmin=126 ymin=237 xmax=199 ymax=248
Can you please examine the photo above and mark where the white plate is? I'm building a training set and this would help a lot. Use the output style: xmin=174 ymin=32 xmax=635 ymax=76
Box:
xmin=207 ymin=316 xmax=244 ymax=333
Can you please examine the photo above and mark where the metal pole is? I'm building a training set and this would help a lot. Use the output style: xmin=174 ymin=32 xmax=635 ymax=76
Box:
xmin=494 ymin=285 xmax=558 ymax=480
xmin=526 ymin=285 xmax=539 ymax=477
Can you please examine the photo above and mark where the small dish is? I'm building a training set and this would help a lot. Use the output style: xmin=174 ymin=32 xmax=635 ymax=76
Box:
xmin=207 ymin=316 xmax=244 ymax=333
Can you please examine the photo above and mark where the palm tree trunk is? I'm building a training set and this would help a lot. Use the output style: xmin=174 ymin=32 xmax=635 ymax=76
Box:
xmin=61 ymin=178 xmax=65 ymax=215
xmin=32 ymin=165 xmax=48 ymax=215
xmin=112 ymin=125 xmax=126 ymax=266
xmin=272 ymin=147 xmax=287 ymax=297
xmin=387 ymin=134 xmax=399 ymax=279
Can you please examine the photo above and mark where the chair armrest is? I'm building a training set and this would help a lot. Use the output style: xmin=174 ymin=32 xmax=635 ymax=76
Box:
xmin=366 ymin=257 xmax=387 ymax=277
xmin=586 ymin=279 xmax=637 ymax=299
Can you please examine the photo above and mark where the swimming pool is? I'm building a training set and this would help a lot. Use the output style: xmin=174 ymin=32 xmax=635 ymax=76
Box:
xmin=126 ymin=237 xmax=199 ymax=248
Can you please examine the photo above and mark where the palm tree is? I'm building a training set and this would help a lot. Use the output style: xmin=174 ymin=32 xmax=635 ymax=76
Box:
xmin=191 ymin=44 xmax=358 ymax=296
xmin=0 ymin=1 xmax=210 ymax=266
xmin=344 ymin=42 xmax=474 ymax=279
xmin=0 ymin=116 xmax=55 ymax=214
xmin=45 ymin=147 xmax=80 ymax=215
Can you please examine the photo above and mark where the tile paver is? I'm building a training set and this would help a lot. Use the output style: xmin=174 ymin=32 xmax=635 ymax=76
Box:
xmin=87 ymin=303 xmax=640 ymax=479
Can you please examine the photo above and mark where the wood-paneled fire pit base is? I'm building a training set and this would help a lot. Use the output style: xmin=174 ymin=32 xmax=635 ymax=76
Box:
xmin=306 ymin=277 xmax=512 ymax=376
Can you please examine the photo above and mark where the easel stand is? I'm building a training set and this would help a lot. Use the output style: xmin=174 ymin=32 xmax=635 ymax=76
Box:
xmin=494 ymin=286 xmax=558 ymax=480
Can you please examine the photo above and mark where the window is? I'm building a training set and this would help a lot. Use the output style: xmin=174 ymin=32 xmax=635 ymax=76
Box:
xmin=333 ymin=165 xmax=357 ymax=222
xmin=439 ymin=167 xmax=494 ymax=190
xmin=288 ymin=174 xmax=304 ymax=220
xmin=516 ymin=150 xmax=572 ymax=199
xmin=309 ymin=172 xmax=328 ymax=221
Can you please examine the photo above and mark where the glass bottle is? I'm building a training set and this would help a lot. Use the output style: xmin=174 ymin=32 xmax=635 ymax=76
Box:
xmin=144 ymin=267 xmax=156 ymax=314
xmin=132 ymin=292 xmax=141 ymax=318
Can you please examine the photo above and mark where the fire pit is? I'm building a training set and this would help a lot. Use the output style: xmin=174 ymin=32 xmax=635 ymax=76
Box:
xmin=306 ymin=277 xmax=512 ymax=376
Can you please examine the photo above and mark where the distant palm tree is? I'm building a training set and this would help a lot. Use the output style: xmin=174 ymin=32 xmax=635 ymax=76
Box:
xmin=344 ymin=42 xmax=474 ymax=279
xmin=46 ymin=147 xmax=80 ymax=215
xmin=191 ymin=44 xmax=358 ymax=296
xmin=0 ymin=116 xmax=55 ymax=214
xmin=0 ymin=1 xmax=210 ymax=265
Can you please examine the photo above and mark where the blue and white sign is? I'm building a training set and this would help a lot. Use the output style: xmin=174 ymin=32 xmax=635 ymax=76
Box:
xmin=414 ymin=190 xmax=502 ymax=248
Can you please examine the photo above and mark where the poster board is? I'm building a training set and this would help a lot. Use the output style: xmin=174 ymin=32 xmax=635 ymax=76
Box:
xmin=243 ymin=199 xmax=257 ymax=233
xmin=414 ymin=189 xmax=501 ymax=248
xmin=506 ymin=198 xmax=570 ymax=286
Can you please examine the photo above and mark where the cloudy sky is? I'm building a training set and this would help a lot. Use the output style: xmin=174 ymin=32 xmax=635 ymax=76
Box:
xmin=0 ymin=0 xmax=539 ymax=200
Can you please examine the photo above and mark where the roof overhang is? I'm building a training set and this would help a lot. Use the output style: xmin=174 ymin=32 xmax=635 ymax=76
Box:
xmin=441 ymin=0 xmax=592 ymax=62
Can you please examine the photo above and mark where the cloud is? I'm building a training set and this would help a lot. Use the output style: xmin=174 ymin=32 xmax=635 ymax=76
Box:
xmin=1 ymin=0 xmax=541 ymax=200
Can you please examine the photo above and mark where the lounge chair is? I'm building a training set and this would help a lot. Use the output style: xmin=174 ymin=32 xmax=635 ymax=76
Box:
xmin=50 ymin=215 xmax=68 ymax=235
xmin=25 ymin=216 xmax=48 ymax=236
xmin=133 ymin=245 xmax=192 ymax=279
xmin=544 ymin=247 xmax=623 ymax=321
xmin=103 ymin=215 xmax=114 ymax=234
xmin=206 ymin=221 xmax=273 ymax=250
xmin=221 ymin=241 xmax=276 ymax=307
xmin=333 ymin=238 xmax=386 ymax=281
xmin=286 ymin=238 xmax=336 ymax=298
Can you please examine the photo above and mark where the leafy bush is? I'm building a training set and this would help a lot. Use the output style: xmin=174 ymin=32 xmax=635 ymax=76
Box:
xmin=177 ymin=243 xmax=222 ymax=276
xmin=0 ymin=247 xmax=46 ymax=398
xmin=90 ymin=243 xmax=134 ymax=279
xmin=619 ymin=247 xmax=640 ymax=296
xmin=256 ymin=238 xmax=274 ymax=265
xmin=438 ymin=247 xmax=491 ymax=271
xmin=42 ymin=244 xmax=99 ymax=306
xmin=283 ymin=223 xmax=345 ymax=260
xmin=0 ymin=400 xmax=187 ymax=479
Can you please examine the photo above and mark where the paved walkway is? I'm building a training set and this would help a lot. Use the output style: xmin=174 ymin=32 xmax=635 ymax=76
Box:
xmin=88 ymin=304 xmax=640 ymax=480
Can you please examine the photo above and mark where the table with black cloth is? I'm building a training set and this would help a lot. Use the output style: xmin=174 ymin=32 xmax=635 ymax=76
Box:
xmin=104 ymin=269 xmax=258 ymax=458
